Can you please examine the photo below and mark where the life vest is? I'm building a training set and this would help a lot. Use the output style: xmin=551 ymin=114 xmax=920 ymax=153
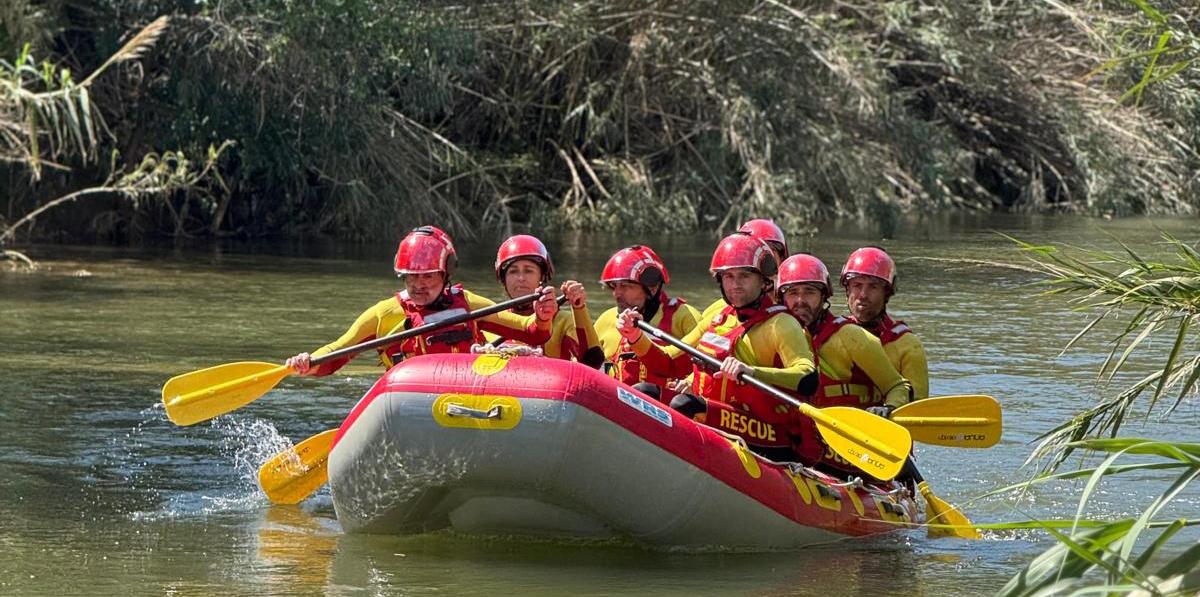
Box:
xmin=613 ymin=293 xmax=686 ymax=401
xmin=384 ymin=285 xmax=483 ymax=366
xmin=810 ymin=312 xmax=884 ymax=409
xmin=803 ymin=311 xmax=893 ymax=474
xmin=495 ymin=309 xmax=579 ymax=361
xmin=690 ymin=298 xmax=796 ymax=425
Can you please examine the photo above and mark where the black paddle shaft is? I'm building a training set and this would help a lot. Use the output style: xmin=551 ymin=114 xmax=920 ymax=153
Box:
xmin=313 ymin=291 xmax=545 ymax=364
xmin=633 ymin=319 xmax=804 ymax=410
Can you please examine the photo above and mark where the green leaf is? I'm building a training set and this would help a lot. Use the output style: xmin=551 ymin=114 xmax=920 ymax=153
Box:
xmin=1154 ymin=540 xmax=1200 ymax=583
xmin=1132 ymin=519 xmax=1185 ymax=570
xmin=1168 ymin=354 xmax=1200 ymax=416
xmin=1149 ymin=315 xmax=1190 ymax=412
xmin=1062 ymin=312 xmax=1107 ymax=354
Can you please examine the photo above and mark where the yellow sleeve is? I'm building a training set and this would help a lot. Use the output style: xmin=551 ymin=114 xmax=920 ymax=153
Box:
xmin=572 ymin=304 xmax=600 ymax=353
xmin=886 ymin=333 xmax=929 ymax=400
xmin=312 ymin=299 xmax=387 ymax=357
xmin=467 ymin=290 xmax=553 ymax=343
xmin=594 ymin=307 xmax=621 ymax=359
xmin=831 ymin=325 xmax=911 ymax=407
xmin=539 ymin=310 xmax=573 ymax=358
xmin=672 ymin=302 xmax=702 ymax=338
xmin=309 ymin=297 xmax=397 ymax=375
xmin=570 ymin=304 xmax=606 ymax=367
xmin=744 ymin=313 xmax=815 ymax=391
xmin=630 ymin=300 xmax=720 ymax=368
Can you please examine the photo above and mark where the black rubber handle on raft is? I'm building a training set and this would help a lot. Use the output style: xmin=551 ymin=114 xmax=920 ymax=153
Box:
xmin=634 ymin=319 xmax=804 ymax=410
xmin=312 ymin=291 xmax=545 ymax=365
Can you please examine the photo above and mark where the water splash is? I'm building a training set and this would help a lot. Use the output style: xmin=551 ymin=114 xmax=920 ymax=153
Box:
xmin=124 ymin=410 xmax=299 ymax=521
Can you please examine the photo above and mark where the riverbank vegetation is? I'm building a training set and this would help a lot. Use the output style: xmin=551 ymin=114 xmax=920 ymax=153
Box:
xmin=995 ymin=234 xmax=1199 ymax=595
xmin=3 ymin=1 xmax=1198 ymax=246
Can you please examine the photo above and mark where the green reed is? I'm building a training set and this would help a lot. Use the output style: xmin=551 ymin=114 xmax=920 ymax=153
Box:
xmin=995 ymin=234 xmax=1200 ymax=596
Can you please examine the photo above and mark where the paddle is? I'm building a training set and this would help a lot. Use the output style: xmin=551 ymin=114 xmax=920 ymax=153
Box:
xmin=633 ymin=320 xmax=912 ymax=481
xmin=890 ymin=395 xmax=993 ymax=537
xmin=161 ymin=291 xmax=545 ymax=426
xmin=891 ymin=394 xmax=1002 ymax=448
xmin=259 ymin=429 xmax=338 ymax=505
xmin=909 ymin=461 xmax=982 ymax=539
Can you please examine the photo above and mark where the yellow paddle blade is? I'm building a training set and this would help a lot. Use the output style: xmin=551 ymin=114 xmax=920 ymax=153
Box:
xmin=806 ymin=405 xmax=912 ymax=481
xmin=258 ymin=429 xmax=338 ymax=505
xmin=161 ymin=361 xmax=292 ymax=426
xmin=891 ymin=395 xmax=1002 ymax=448
xmin=920 ymin=480 xmax=981 ymax=539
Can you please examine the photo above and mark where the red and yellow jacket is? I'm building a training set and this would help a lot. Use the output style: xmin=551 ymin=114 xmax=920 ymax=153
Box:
xmin=484 ymin=303 xmax=603 ymax=365
xmin=595 ymin=292 xmax=700 ymax=398
xmin=855 ymin=313 xmax=928 ymax=400
xmin=633 ymin=297 xmax=815 ymax=422
xmin=809 ymin=311 xmax=910 ymax=410
xmin=307 ymin=285 xmax=551 ymax=376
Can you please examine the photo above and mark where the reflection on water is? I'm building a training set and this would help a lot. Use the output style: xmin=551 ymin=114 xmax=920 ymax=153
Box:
xmin=255 ymin=506 xmax=340 ymax=591
xmin=2 ymin=213 xmax=1198 ymax=595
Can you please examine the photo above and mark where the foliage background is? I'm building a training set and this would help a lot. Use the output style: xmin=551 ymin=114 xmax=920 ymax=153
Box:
xmin=2 ymin=0 xmax=1198 ymax=242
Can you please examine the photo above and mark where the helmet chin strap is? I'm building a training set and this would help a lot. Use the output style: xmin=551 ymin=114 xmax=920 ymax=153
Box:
xmin=509 ymin=292 xmax=535 ymax=315
xmin=858 ymin=307 xmax=888 ymax=330
xmin=808 ymin=304 xmax=830 ymax=332
xmin=639 ymin=287 xmax=663 ymax=322
xmin=427 ymin=277 xmax=452 ymax=310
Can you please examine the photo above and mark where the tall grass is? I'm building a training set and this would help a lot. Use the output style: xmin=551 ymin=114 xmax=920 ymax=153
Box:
xmin=982 ymin=439 xmax=1200 ymax=596
xmin=995 ymin=234 xmax=1200 ymax=595
xmin=3 ymin=1 xmax=1199 ymax=241
xmin=1015 ymin=232 xmax=1200 ymax=470
xmin=1 ymin=16 xmax=226 ymax=259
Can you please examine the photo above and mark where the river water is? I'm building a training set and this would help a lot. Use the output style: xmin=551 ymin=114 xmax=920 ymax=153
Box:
xmin=1 ymin=214 xmax=1197 ymax=596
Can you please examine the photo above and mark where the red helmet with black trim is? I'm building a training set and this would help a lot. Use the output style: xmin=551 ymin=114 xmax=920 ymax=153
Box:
xmin=495 ymin=234 xmax=554 ymax=283
xmin=600 ymin=245 xmax=669 ymax=289
xmin=710 ymin=232 xmax=779 ymax=280
xmin=738 ymin=218 xmax=788 ymax=260
xmin=840 ymin=246 xmax=896 ymax=295
xmin=778 ymin=254 xmax=832 ymax=299
xmin=394 ymin=226 xmax=457 ymax=276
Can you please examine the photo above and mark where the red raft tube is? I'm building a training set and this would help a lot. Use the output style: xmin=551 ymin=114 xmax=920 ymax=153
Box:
xmin=326 ymin=352 xmax=919 ymax=549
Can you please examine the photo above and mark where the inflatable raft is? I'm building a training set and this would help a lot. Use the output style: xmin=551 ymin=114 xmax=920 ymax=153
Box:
xmin=327 ymin=352 xmax=919 ymax=549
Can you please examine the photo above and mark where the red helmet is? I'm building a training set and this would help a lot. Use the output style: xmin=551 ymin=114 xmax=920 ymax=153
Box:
xmin=495 ymin=234 xmax=554 ymax=283
xmin=394 ymin=226 xmax=457 ymax=276
xmin=840 ymin=246 xmax=896 ymax=294
xmin=738 ymin=218 xmax=788 ymax=259
xmin=778 ymin=254 xmax=831 ymax=299
xmin=600 ymin=245 xmax=669 ymax=288
xmin=710 ymin=232 xmax=778 ymax=279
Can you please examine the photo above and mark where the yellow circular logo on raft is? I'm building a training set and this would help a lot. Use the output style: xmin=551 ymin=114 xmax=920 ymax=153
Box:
xmin=471 ymin=354 xmax=510 ymax=376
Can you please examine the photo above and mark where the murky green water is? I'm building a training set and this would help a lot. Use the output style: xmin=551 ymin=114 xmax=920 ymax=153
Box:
xmin=2 ymin=214 xmax=1197 ymax=596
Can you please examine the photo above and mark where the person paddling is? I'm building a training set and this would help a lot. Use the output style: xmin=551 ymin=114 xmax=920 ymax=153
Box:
xmin=491 ymin=234 xmax=604 ymax=367
xmin=286 ymin=226 xmax=558 ymax=375
xmin=777 ymin=253 xmax=913 ymax=472
xmin=615 ymin=232 xmax=816 ymax=462
xmin=841 ymin=247 xmax=929 ymax=401
xmin=593 ymin=245 xmax=700 ymax=402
